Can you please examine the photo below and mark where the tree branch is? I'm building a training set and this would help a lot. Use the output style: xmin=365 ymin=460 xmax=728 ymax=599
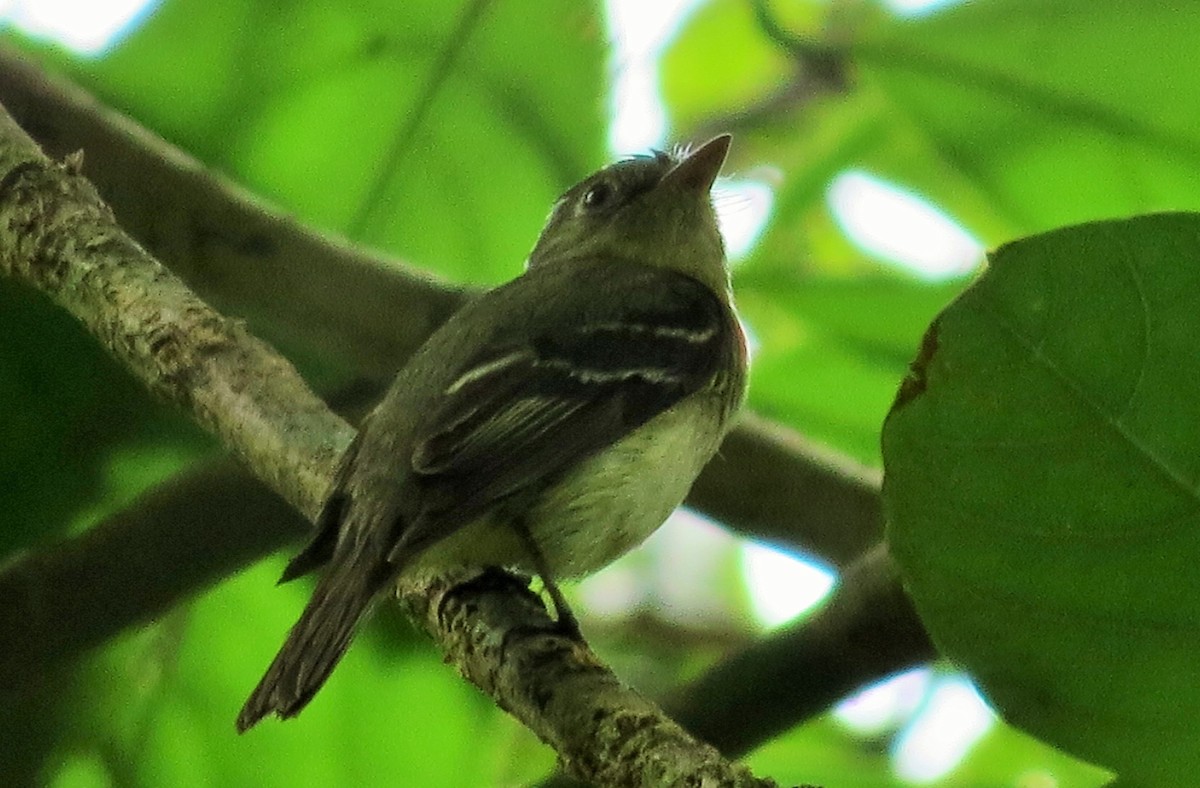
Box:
xmin=692 ymin=412 xmax=881 ymax=565
xmin=663 ymin=544 xmax=935 ymax=756
xmin=0 ymin=460 xmax=308 ymax=688
xmin=401 ymin=569 xmax=789 ymax=787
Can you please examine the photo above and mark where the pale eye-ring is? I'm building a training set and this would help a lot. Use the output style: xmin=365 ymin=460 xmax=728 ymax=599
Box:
xmin=581 ymin=181 xmax=615 ymax=211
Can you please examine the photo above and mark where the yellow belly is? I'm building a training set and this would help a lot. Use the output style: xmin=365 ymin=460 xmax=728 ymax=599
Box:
xmin=414 ymin=394 xmax=725 ymax=579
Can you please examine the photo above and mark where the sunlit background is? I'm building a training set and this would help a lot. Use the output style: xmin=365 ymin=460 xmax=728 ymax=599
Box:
xmin=1 ymin=0 xmax=997 ymax=782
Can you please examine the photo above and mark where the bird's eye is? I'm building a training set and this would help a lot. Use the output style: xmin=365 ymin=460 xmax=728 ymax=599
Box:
xmin=581 ymin=181 xmax=615 ymax=212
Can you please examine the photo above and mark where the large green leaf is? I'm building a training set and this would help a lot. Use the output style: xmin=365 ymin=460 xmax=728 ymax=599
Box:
xmin=747 ymin=713 xmax=1111 ymax=788
xmin=883 ymin=212 xmax=1200 ymax=784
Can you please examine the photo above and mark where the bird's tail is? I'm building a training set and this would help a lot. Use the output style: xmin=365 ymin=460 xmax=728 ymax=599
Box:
xmin=236 ymin=552 xmax=381 ymax=733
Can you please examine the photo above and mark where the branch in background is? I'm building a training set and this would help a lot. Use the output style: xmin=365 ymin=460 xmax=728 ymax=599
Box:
xmin=0 ymin=403 xmax=882 ymax=688
xmin=663 ymin=544 xmax=935 ymax=756
xmin=693 ymin=412 xmax=881 ymax=565
xmin=0 ymin=43 xmax=884 ymax=566
xmin=686 ymin=1 xmax=851 ymax=144
xmin=0 ymin=461 xmax=308 ymax=691
xmin=751 ymin=0 xmax=849 ymax=88
xmin=0 ymin=100 xmax=784 ymax=787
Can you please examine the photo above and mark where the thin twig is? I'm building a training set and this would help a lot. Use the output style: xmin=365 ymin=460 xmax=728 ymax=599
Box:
xmin=751 ymin=0 xmax=848 ymax=88
xmin=347 ymin=0 xmax=495 ymax=237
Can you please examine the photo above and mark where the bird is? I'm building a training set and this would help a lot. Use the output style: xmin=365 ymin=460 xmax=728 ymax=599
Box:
xmin=236 ymin=134 xmax=747 ymax=732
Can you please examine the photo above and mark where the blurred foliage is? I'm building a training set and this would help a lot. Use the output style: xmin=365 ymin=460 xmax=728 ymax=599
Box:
xmin=3 ymin=0 xmax=1197 ymax=783
xmin=33 ymin=0 xmax=606 ymax=285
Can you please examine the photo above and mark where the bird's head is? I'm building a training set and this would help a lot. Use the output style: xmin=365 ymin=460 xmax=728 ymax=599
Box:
xmin=527 ymin=135 xmax=732 ymax=294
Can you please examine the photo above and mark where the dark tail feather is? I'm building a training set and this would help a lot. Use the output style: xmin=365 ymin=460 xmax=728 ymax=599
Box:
xmin=236 ymin=556 xmax=379 ymax=733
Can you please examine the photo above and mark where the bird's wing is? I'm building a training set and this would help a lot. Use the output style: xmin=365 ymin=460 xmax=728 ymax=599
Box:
xmin=397 ymin=269 xmax=731 ymax=556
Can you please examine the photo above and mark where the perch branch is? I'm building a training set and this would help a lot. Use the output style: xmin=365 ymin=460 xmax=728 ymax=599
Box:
xmin=402 ymin=569 xmax=785 ymax=787
xmin=537 ymin=545 xmax=930 ymax=786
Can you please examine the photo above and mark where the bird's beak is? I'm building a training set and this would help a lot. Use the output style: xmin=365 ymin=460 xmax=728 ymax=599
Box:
xmin=662 ymin=134 xmax=732 ymax=194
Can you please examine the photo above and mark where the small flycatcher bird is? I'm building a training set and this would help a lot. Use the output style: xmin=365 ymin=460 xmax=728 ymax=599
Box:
xmin=237 ymin=134 xmax=746 ymax=732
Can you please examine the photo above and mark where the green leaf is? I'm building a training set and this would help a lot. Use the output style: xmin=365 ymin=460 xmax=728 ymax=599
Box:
xmin=857 ymin=0 xmax=1200 ymax=238
xmin=746 ymin=712 xmax=1112 ymax=787
xmin=953 ymin=718 xmax=1113 ymax=787
xmin=883 ymin=212 xmax=1200 ymax=784
xmin=745 ymin=716 xmax=896 ymax=788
